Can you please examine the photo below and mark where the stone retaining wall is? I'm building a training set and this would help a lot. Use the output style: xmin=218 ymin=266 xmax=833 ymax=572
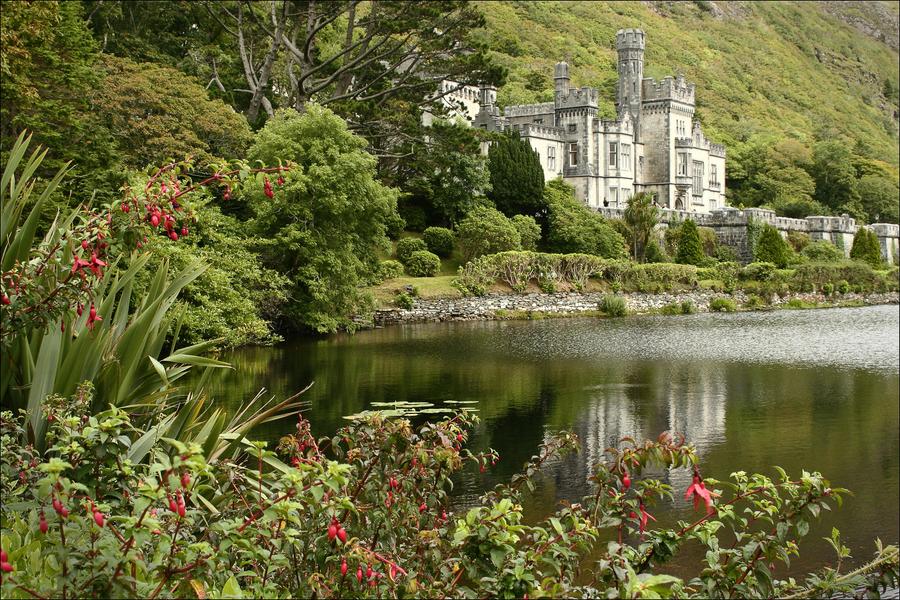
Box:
xmin=372 ymin=291 xmax=899 ymax=326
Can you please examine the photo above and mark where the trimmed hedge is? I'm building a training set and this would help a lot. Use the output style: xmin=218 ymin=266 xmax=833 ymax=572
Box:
xmin=405 ymin=250 xmax=441 ymax=277
xmin=625 ymin=263 xmax=698 ymax=289
xmin=422 ymin=227 xmax=455 ymax=257
xmin=396 ymin=238 xmax=428 ymax=264
xmin=377 ymin=260 xmax=404 ymax=281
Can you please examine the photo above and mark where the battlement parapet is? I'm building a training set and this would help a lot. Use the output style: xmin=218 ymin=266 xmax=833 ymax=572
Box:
xmin=710 ymin=143 xmax=726 ymax=158
xmin=616 ymin=28 xmax=646 ymax=50
xmin=503 ymin=103 xmax=555 ymax=118
xmin=806 ymin=214 xmax=857 ymax=234
xmin=870 ymin=223 xmax=900 ymax=237
xmin=642 ymin=76 xmax=695 ymax=104
xmin=556 ymin=87 xmax=599 ymax=109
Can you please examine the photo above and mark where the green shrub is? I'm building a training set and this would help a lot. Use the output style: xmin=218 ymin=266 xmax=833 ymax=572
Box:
xmin=644 ymin=238 xmax=667 ymax=263
xmin=378 ymin=259 xmax=405 ymax=281
xmin=791 ymin=262 xmax=879 ymax=293
xmin=754 ymin=224 xmax=793 ymax=268
xmin=511 ymin=214 xmax=542 ymax=251
xmin=405 ymin=250 xmax=441 ymax=277
xmin=396 ymin=237 xmax=429 ymax=264
xmin=696 ymin=267 xmax=717 ymax=281
xmin=822 ymin=282 xmax=834 ymax=296
xmin=453 ymin=255 xmax=496 ymax=296
xmin=625 ymin=263 xmax=698 ymax=289
xmin=698 ymin=226 xmax=719 ymax=257
xmin=422 ymin=227 xmax=455 ymax=257
xmin=787 ymin=230 xmax=812 ymax=252
xmin=801 ymin=240 xmax=843 ymax=263
xmin=676 ymin=220 xmax=705 ymax=266
xmin=395 ymin=291 xmax=414 ymax=309
xmin=533 ymin=253 xmax=563 ymax=293
xmin=743 ymin=295 xmax=767 ymax=309
xmin=709 ymin=297 xmax=737 ymax=312
xmin=716 ymin=245 xmax=739 ymax=263
xmin=785 ymin=298 xmax=807 ymax=309
xmin=599 ymin=294 xmax=628 ymax=317
xmin=741 ymin=262 xmax=777 ymax=281
xmin=457 ymin=205 xmax=521 ymax=260
xmin=681 ymin=300 xmax=697 ymax=314
xmin=545 ymin=180 xmax=627 ymax=258
xmin=487 ymin=251 xmax=536 ymax=292
xmin=659 ymin=302 xmax=682 ymax=315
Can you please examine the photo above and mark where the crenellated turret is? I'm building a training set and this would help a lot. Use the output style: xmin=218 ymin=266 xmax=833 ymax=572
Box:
xmin=554 ymin=61 xmax=570 ymax=97
xmin=616 ymin=28 xmax=645 ymax=141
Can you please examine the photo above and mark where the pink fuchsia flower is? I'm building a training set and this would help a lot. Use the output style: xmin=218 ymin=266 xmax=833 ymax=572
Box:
xmin=71 ymin=256 xmax=91 ymax=274
xmin=87 ymin=304 xmax=102 ymax=330
xmin=639 ymin=503 xmax=656 ymax=533
xmin=684 ymin=474 xmax=716 ymax=514
xmin=89 ymin=252 xmax=107 ymax=277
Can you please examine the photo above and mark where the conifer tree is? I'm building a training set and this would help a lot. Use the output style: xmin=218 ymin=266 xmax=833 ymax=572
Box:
xmin=850 ymin=227 xmax=883 ymax=267
xmin=487 ymin=131 xmax=546 ymax=217
xmin=675 ymin=219 xmax=705 ymax=266
xmin=754 ymin=224 xmax=793 ymax=268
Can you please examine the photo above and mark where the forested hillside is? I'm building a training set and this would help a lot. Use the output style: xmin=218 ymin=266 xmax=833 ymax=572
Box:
xmin=476 ymin=1 xmax=900 ymax=219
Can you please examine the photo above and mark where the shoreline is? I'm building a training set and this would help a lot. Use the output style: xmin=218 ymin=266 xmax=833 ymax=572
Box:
xmin=369 ymin=290 xmax=899 ymax=327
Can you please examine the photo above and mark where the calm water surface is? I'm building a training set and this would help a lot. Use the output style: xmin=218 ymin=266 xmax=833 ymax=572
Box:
xmin=207 ymin=305 xmax=899 ymax=574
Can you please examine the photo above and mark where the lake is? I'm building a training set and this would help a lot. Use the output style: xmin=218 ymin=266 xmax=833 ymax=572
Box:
xmin=206 ymin=304 xmax=899 ymax=575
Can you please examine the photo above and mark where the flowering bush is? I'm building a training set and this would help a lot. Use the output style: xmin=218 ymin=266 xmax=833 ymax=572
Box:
xmin=1 ymin=401 xmax=896 ymax=599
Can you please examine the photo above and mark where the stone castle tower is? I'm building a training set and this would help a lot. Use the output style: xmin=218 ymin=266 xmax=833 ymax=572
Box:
xmin=616 ymin=28 xmax=645 ymax=142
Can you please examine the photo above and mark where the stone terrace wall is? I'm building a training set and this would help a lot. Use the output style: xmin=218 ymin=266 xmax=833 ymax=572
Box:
xmin=372 ymin=291 xmax=899 ymax=326
xmin=595 ymin=206 xmax=899 ymax=264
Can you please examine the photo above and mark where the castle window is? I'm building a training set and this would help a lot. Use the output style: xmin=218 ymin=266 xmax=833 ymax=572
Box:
xmin=621 ymin=144 xmax=631 ymax=172
xmin=569 ymin=143 xmax=578 ymax=166
xmin=611 ymin=187 xmax=619 ymax=205
xmin=678 ymin=152 xmax=688 ymax=176
xmin=568 ymin=124 xmax=577 ymax=133
xmin=609 ymin=142 xmax=618 ymax=168
xmin=533 ymin=118 xmax=543 ymax=124
xmin=710 ymin=164 xmax=718 ymax=186
xmin=638 ymin=156 xmax=644 ymax=176
xmin=548 ymin=146 xmax=556 ymax=171
xmin=692 ymin=161 xmax=704 ymax=195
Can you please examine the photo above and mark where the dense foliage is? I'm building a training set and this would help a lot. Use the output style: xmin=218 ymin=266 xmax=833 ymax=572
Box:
xmin=457 ymin=206 xmax=524 ymax=261
xmin=422 ymin=227 xmax=455 ymax=258
xmin=246 ymin=107 xmax=400 ymax=333
xmin=753 ymin=224 xmax=794 ymax=268
xmin=544 ymin=180 xmax=627 ymax=259
xmin=850 ymin=227 xmax=884 ymax=267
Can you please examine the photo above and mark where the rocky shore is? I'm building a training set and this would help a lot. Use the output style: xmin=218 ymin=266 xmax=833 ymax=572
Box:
xmin=370 ymin=290 xmax=899 ymax=327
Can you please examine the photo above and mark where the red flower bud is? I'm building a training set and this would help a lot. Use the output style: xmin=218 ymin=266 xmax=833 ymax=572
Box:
xmin=1 ymin=562 xmax=12 ymax=573
xmin=341 ymin=558 xmax=348 ymax=576
xmin=150 ymin=214 xmax=160 ymax=227
xmin=366 ymin=564 xmax=373 ymax=579
xmin=622 ymin=472 xmax=631 ymax=490
xmin=337 ymin=527 xmax=347 ymax=543
xmin=52 ymin=498 xmax=62 ymax=513
xmin=81 ymin=240 xmax=89 ymax=250
xmin=168 ymin=496 xmax=178 ymax=513
xmin=60 ymin=507 xmax=69 ymax=518
xmin=328 ymin=523 xmax=337 ymax=541
xmin=264 ymin=178 xmax=274 ymax=198
xmin=0 ymin=550 xmax=6 ymax=563
xmin=419 ymin=502 xmax=426 ymax=513
xmin=39 ymin=518 xmax=48 ymax=534
xmin=169 ymin=231 xmax=178 ymax=241
xmin=456 ymin=433 xmax=463 ymax=442
xmin=180 ymin=227 xmax=188 ymax=237
xmin=93 ymin=511 xmax=105 ymax=528
xmin=76 ymin=304 xmax=83 ymax=316
xmin=1 ymin=294 xmax=9 ymax=305
xmin=181 ymin=472 xmax=191 ymax=488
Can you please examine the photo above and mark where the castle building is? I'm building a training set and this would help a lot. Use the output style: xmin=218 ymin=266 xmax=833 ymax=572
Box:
xmin=463 ymin=29 xmax=726 ymax=212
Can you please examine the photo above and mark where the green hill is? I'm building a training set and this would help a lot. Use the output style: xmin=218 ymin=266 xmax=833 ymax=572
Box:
xmin=474 ymin=1 xmax=899 ymax=169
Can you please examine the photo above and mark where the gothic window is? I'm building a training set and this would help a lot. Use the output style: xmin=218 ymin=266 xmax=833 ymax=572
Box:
xmin=710 ymin=164 xmax=718 ymax=186
xmin=548 ymin=147 xmax=556 ymax=171
xmin=692 ymin=161 xmax=704 ymax=195
xmin=611 ymin=187 xmax=619 ymax=205
xmin=568 ymin=124 xmax=577 ymax=133
xmin=609 ymin=142 xmax=618 ymax=168
xmin=638 ymin=156 xmax=644 ymax=176
xmin=621 ymin=144 xmax=631 ymax=172
xmin=677 ymin=153 xmax=688 ymax=176
xmin=569 ymin=143 xmax=578 ymax=167
xmin=533 ymin=118 xmax=543 ymax=124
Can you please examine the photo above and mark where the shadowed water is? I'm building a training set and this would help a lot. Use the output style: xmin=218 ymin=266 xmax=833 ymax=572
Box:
xmin=206 ymin=304 xmax=899 ymax=574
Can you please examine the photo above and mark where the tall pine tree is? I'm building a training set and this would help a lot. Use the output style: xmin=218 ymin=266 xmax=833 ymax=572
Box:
xmin=487 ymin=131 xmax=546 ymax=217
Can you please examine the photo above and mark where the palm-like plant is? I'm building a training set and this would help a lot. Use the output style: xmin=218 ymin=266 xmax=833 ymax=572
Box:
xmin=1 ymin=133 xmax=305 ymax=454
